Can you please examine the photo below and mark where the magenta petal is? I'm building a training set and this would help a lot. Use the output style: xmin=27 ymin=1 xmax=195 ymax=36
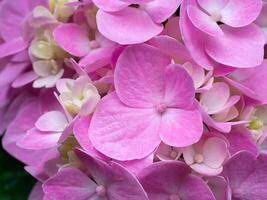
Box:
xmin=222 ymin=151 xmax=267 ymax=199
xmin=17 ymin=128 xmax=60 ymax=150
xmin=179 ymin=175 xmax=216 ymax=200
xmin=164 ymin=64 xmax=195 ymax=109
xmin=159 ymin=108 xmax=203 ymax=147
xmin=43 ymin=168 xmax=97 ymax=200
xmin=225 ymin=60 xmax=267 ymax=104
xmin=96 ymin=7 xmax=163 ymax=44
xmin=0 ymin=37 xmax=28 ymax=59
xmin=221 ymin=0 xmax=262 ymax=27
xmin=89 ymin=93 xmax=161 ymax=161
xmin=92 ymin=0 xmax=129 ymax=12
xmin=205 ymin=24 xmax=265 ymax=68
xmin=53 ymin=23 xmax=91 ymax=57
xmin=120 ymin=0 xmax=154 ymax=3
xmin=143 ymin=0 xmax=182 ymax=23
xmin=187 ymin=5 xmax=223 ymax=36
xmin=138 ymin=161 xmax=215 ymax=200
xmin=115 ymin=44 xmax=170 ymax=108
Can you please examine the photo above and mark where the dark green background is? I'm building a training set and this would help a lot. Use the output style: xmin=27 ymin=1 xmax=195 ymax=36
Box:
xmin=0 ymin=138 xmax=35 ymax=200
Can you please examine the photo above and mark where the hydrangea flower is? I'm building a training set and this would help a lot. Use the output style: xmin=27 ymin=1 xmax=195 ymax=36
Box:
xmin=43 ymin=149 xmax=149 ymax=200
xmin=89 ymin=44 xmax=203 ymax=160
xmin=138 ymin=161 xmax=216 ymax=200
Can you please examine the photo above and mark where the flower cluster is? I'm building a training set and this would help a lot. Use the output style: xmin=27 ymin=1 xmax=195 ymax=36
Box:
xmin=1 ymin=0 xmax=267 ymax=199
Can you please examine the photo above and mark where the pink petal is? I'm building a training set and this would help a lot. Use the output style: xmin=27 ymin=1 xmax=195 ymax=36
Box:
xmin=164 ymin=64 xmax=195 ymax=109
xmin=187 ymin=5 xmax=223 ymax=36
xmin=53 ymin=23 xmax=91 ymax=57
xmin=202 ymin=137 xmax=228 ymax=168
xmin=96 ymin=7 xmax=163 ymax=44
xmin=0 ymin=37 xmax=28 ymax=59
xmin=197 ymin=0 xmax=228 ymax=14
xmin=35 ymin=111 xmax=68 ymax=132
xmin=92 ymin=0 xmax=129 ymax=12
xmin=115 ymin=44 xmax=170 ymax=108
xmin=180 ymin=0 xmax=214 ymax=70
xmin=29 ymin=182 xmax=45 ymax=200
xmin=79 ymin=47 xmax=115 ymax=73
xmin=205 ymin=24 xmax=265 ymax=68
xmin=12 ymin=71 xmax=38 ymax=88
xmin=159 ymin=108 xmax=203 ymax=147
xmin=148 ymin=35 xmax=192 ymax=63
xmin=143 ymin=0 xmax=182 ymax=23
xmin=43 ymin=168 xmax=97 ymax=200
xmin=89 ymin=93 xmax=161 ymax=161
xmin=200 ymin=82 xmax=230 ymax=115
xmin=224 ymin=126 xmax=258 ymax=156
xmin=17 ymin=128 xmax=60 ymax=150
xmin=221 ymin=0 xmax=262 ymax=27
xmin=120 ymin=0 xmax=154 ymax=3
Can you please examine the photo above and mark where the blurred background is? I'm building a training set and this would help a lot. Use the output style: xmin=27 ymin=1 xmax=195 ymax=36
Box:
xmin=0 ymin=138 xmax=35 ymax=200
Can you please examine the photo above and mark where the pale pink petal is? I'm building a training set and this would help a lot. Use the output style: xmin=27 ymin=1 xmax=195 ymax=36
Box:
xmin=17 ymin=128 xmax=60 ymax=150
xmin=182 ymin=146 xmax=196 ymax=165
xmin=197 ymin=0 xmax=228 ymax=14
xmin=92 ymin=0 xmax=129 ymax=12
xmin=115 ymin=44 xmax=170 ymax=108
xmin=89 ymin=93 xmax=161 ymax=161
xmin=159 ymin=108 xmax=203 ymax=147
xmin=43 ymin=168 xmax=97 ymax=200
xmin=35 ymin=111 xmax=68 ymax=132
xmin=143 ymin=0 xmax=182 ymax=23
xmin=191 ymin=164 xmax=223 ymax=176
xmin=221 ymin=0 xmax=262 ymax=27
xmin=205 ymin=24 xmax=265 ymax=68
xmin=202 ymin=137 xmax=228 ymax=168
xmin=187 ymin=5 xmax=223 ymax=36
xmin=120 ymin=0 xmax=154 ymax=3
xmin=200 ymin=82 xmax=230 ymax=115
xmin=164 ymin=64 xmax=195 ymax=109
xmin=96 ymin=7 xmax=163 ymax=44
xmin=53 ymin=23 xmax=91 ymax=57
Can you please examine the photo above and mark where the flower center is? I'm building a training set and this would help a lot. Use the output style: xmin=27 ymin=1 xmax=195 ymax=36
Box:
xmin=170 ymin=150 xmax=178 ymax=159
xmin=156 ymin=103 xmax=167 ymax=114
xmin=96 ymin=185 xmax=106 ymax=197
xmin=194 ymin=154 xmax=204 ymax=164
xmin=210 ymin=12 xmax=222 ymax=22
xmin=248 ymin=117 xmax=264 ymax=132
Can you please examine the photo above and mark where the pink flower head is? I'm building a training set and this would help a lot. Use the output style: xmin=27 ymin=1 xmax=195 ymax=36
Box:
xmin=43 ymin=149 xmax=149 ymax=200
xmin=89 ymin=44 xmax=203 ymax=161
xmin=183 ymin=135 xmax=229 ymax=176
xmin=138 ymin=161 xmax=216 ymax=200
xmin=222 ymin=151 xmax=267 ymax=200
xmin=180 ymin=0 xmax=265 ymax=70
xmin=93 ymin=0 xmax=182 ymax=44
